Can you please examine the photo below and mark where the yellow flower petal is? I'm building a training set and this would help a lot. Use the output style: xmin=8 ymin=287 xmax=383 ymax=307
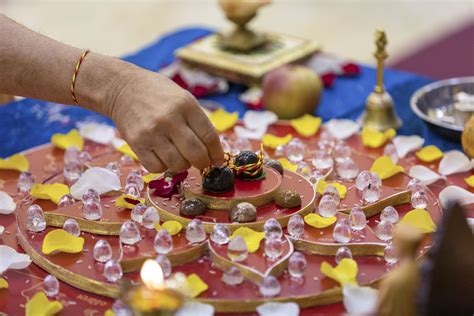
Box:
xmin=42 ymin=229 xmax=85 ymax=255
xmin=370 ymin=155 xmax=404 ymax=180
xmin=416 ymin=145 xmax=444 ymax=162
xmin=0 ymin=154 xmax=29 ymax=172
xmin=186 ymin=273 xmax=208 ymax=298
xmin=304 ymin=213 xmax=337 ymax=229
xmin=115 ymin=194 xmax=145 ymax=209
xmin=290 ymin=114 xmax=322 ymax=137
xmin=117 ymin=143 xmax=139 ymax=161
xmin=155 ymin=220 xmax=183 ymax=236
xmin=262 ymin=134 xmax=292 ymax=149
xmin=104 ymin=309 xmax=115 ymax=316
xmin=142 ymin=173 xmax=161 ymax=184
xmin=0 ymin=277 xmax=8 ymax=289
xmin=51 ymin=129 xmax=84 ymax=151
xmin=277 ymin=158 xmax=298 ymax=172
xmin=361 ymin=127 xmax=396 ymax=148
xmin=230 ymin=227 xmax=265 ymax=253
xmin=30 ymin=183 xmax=70 ymax=205
xmin=316 ymin=179 xmax=347 ymax=199
xmin=320 ymin=258 xmax=358 ymax=286
xmin=208 ymin=108 xmax=238 ymax=132
xmin=26 ymin=292 xmax=63 ymax=316
xmin=465 ymin=175 xmax=474 ymax=188
xmin=398 ymin=208 xmax=436 ymax=233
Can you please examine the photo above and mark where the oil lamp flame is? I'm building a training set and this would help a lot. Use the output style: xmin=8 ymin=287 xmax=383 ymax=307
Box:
xmin=140 ymin=259 xmax=164 ymax=290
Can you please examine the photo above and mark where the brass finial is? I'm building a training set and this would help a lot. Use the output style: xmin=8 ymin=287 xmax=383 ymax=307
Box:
xmin=374 ymin=29 xmax=388 ymax=93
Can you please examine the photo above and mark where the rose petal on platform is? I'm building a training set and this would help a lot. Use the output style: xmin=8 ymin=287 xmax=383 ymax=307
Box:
xmin=176 ymin=302 xmax=215 ymax=316
xmin=70 ymin=167 xmax=121 ymax=200
xmin=155 ymin=220 xmax=183 ymax=236
xmin=0 ymin=245 xmax=32 ymax=274
xmin=465 ymin=175 xmax=474 ymax=188
xmin=243 ymin=110 xmax=278 ymax=130
xmin=149 ymin=171 xmax=188 ymax=198
xmin=399 ymin=208 xmax=436 ymax=233
xmin=142 ymin=173 xmax=161 ymax=184
xmin=304 ymin=213 xmax=337 ymax=228
xmin=408 ymin=165 xmax=444 ymax=186
xmin=186 ymin=274 xmax=208 ymax=298
xmin=277 ymin=158 xmax=298 ymax=172
xmin=234 ymin=125 xmax=267 ymax=140
xmin=438 ymin=150 xmax=473 ymax=175
xmin=262 ymin=134 xmax=292 ymax=149
xmin=439 ymin=185 xmax=474 ymax=208
xmin=117 ymin=143 xmax=139 ymax=161
xmin=25 ymin=292 xmax=63 ymax=316
xmin=78 ymin=122 xmax=115 ymax=145
xmin=316 ymin=179 xmax=347 ymax=198
xmin=0 ymin=277 xmax=8 ymax=289
xmin=325 ymin=119 xmax=360 ymax=140
xmin=230 ymin=227 xmax=265 ymax=253
xmin=321 ymin=258 xmax=358 ymax=286
xmin=361 ymin=127 xmax=396 ymax=148
xmin=30 ymin=183 xmax=70 ymax=205
xmin=256 ymin=302 xmax=300 ymax=316
xmin=0 ymin=153 xmax=29 ymax=172
xmin=51 ymin=129 xmax=84 ymax=151
xmin=208 ymin=108 xmax=238 ymax=132
xmin=342 ymin=284 xmax=378 ymax=315
xmin=370 ymin=156 xmax=404 ymax=180
xmin=42 ymin=229 xmax=85 ymax=255
xmin=415 ymin=145 xmax=444 ymax=162
xmin=392 ymin=135 xmax=424 ymax=158
xmin=0 ymin=191 xmax=16 ymax=214
xmin=290 ymin=114 xmax=322 ymax=137
xmin=115 ymin=194 xmax=145 ymax=209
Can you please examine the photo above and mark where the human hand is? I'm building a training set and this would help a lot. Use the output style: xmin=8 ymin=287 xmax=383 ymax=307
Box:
xmin=106 ymin=66 xmax=224 ymax=173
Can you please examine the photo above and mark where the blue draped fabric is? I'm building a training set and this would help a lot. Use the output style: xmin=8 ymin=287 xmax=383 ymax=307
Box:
xmin=0 ymin=26 xmax=461 ymax=158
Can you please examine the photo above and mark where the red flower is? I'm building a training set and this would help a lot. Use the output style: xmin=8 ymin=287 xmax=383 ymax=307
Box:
xmin=149 ymin=171 xmax=188 ymax=198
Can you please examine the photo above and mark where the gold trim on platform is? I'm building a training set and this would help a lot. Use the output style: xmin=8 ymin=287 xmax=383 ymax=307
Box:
xmin=45 ymin=212 xmax=123 ymax=236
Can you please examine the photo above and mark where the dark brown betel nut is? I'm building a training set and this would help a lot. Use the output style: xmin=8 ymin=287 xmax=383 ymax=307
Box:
xmin=180 ymin=198 xmax=207 ymax=216
xmin=264 ymin=159 xmax=284 ymax=175
xmin=275 ymin=190 xmax=302 ymax=208
xmin=229 ymin=202 xmax=257 ymax=223
xmin=202 ymin=166 xmax=235 ymax=193
xmin=234 ymin=151 xmax=264 ymax=179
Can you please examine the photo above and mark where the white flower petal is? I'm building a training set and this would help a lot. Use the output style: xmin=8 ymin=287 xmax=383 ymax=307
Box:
xmin=343 ymin=284 xmax=378 ymax=315
xmin=438 ymin=150 xmax=472 ymax=176
xmin=70 ymin=167 xmax=121 ymax=200
xmin=466 ymin=218 xmax=474 ymax=233
xmin=243 ymin=110 xmax=278 ymax=130
xmin=0 ymin=245 xmax=32 ymax=274
xmin=175 ymin=302 xmax=215 ymax=316
xmin=0 ymin=225 xmax=4 ymax=235
xmin=0 ymin=191 xmax=16 ymax=215
xmin=111 ymin=137 xmax=126 ymax=149
xmin=234 ymin=125 xmax=267 ymax=140
xmin=256 ymin=302 xmax=300 ymax=316
xmin=409 ymin=165 xmax=444 ymax=185
xmin=325 ymin=119 xmax=360 ymax=140
xmin=439 ymin=185 xmax=474 ymax=209
xmin=78 ymin=122 xmax=115 ymax=145
xmin=392 ymin=135 xmax=424 ymax=158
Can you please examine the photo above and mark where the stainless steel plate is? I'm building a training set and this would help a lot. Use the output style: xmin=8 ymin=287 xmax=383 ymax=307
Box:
xmin=410 ymin=77 xmax=474 ymax=138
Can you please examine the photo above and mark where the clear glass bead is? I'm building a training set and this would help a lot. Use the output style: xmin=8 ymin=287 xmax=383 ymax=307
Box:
xmin=407 ymin=178 xmax=425 ymax=194
xmin=288 ymin=251 xmax=307 ymax=279
xmin=79 ymin=151 xmax=92 ymax=165
xmin=285 ymin=139 xmax=305 ymax=164
xmin=323 ymin=185 xmax=340 ymax=205
xmin=274 ymin=144 xmax=286 ymax=157
xmin=227 ymin=236 xmax=248 ymax=262
xmin=103 ymin=259 xmax=123 ymax=283
xmin=63 ymin=218 xmax=81 ymax=236
xmin=112 ymin=299 xmax=133 ymax=316
xmin=119 ymin=154 xmax=134 ymax=167
xmin=380 ymin=206 xmax=399 ymax=224
xmin=296 ymin=161 xmax=312 ymax=178
xmin=17 ymin=172 xmax=35 ymax=195
xmin=259 ymin=275 xmax=281 ymax=297
xmin=124 ymin=182 xmax=140 ymax=198
xmin=333 ymin=141 xmax=351 ymax=162
xmin=318 ymin=132 xmax=336 ymax=152
xmin=58 ymin=194 xmax=75 ymax=208
xmin=155 ymin=254 xmax=172 ymax=278
xmin=83 ymin=188 xmax=100 ymax=203
xmin=264 ymin=237 xmax=283 ymax=260
xmin=26 ymin=204 xmax=46 ymax=232
xmin=185 ymin=219 xmax=206 ymax=243
xmin=64 ymin=146 xmax=80 ymax=164
xmin=106 ymin=162 xmax=120 ymax=176
xmin=411 ymin=190 xmax=428 ymax=209
xmin=287 ymin=214 xmax=305 ymax=239
xmin=63 ymin=160 xmax=82 ymax=183
xmin=93 ymin=239 xmax=113 ymax=263
xmin=333 ymin=218 xmax=352 ymax=243
xmin=221 ymin=266 xmax=244 ymax=285
xmin=376 ymin=221 xmax=394 ymax=241
xmin=119 ymin=220 xmax=141 ymax=245
xmin=349 ymin=207 xmax=366 ymax=231
xmin=384 ymin=242 xmax=398 ymax=265
xmin=318 ymin=195 xmax=338 ymax=218
xmin=355 ymin=170 xmax=373 ymax=191
xmin=335 ymin=246 xmax=353 ymax=264
xmin=210 ymin=224 xmax=231 ymax=245
xmin=362 ymin=183 xmax=381 ymax=203
xmin=231 ymin=137 xmax=252 ymax=155
xmin=383 ymin=143 xmax=399 ymax=163
xmin=82 ymin=200 xmax=102 ymax=221
xmin=371 ymin=172 xmax=382 ymax=187
xmin=336 ymin=158 xmax=359 ymax=180
xmin=154 ymin=229 xmax=173 ymax=254
xmin=142 ymin=206 xmax=160 ymax=229
xmin=43 ymin=274 xmax=59 ymax=297
xmin=126 ymin=170 xmax=144 ymax=191
xmin=131 ymin=203 xmax=147 ymax=223
xmin=263 ymin=218 xmax=283 ymax=240
xmin=311 ymin=150 xmax=334 ymax=172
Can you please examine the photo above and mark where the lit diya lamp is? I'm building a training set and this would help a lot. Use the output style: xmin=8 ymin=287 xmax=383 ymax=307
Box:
xmin=125 ymin=259 xmax=186 ymax=316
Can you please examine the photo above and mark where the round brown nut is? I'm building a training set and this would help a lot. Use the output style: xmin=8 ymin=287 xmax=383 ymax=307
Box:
xmin=264 ymin=159 xmax=284 ymax=175
xmin=229 ymin=202 xmax=257 ymax=223
xmin=180 ymin=198 xmax=207 ymax=216
xmin=275 ymin=190 xmax=302 ymax=208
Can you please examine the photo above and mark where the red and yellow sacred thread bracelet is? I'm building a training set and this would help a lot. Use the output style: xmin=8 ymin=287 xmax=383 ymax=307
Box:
xmin=70 ymin=49 xmax=90 ymax=106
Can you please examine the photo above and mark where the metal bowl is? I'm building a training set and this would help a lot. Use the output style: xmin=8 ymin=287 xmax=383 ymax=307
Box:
xmin=410 ymin=77 xmax=474 ymax=138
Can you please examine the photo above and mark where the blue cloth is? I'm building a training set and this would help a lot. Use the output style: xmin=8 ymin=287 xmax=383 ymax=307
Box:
xmin=0 ymin=26 xmax=461 ymax=158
